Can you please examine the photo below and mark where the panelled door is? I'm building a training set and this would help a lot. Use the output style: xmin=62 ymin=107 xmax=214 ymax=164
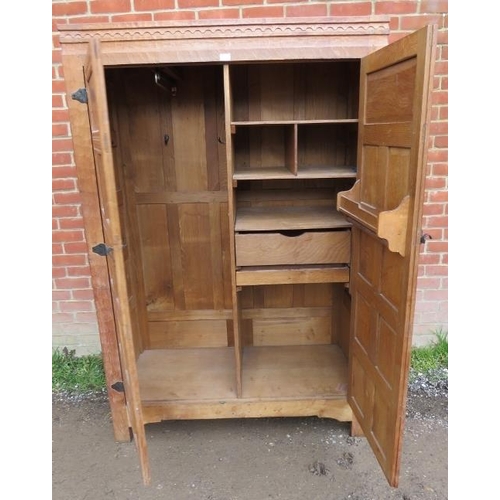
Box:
xmin=343 ymin=25 xmax=437 ymax=487
xmin=84 ymin=38 xmax=151 ymax=484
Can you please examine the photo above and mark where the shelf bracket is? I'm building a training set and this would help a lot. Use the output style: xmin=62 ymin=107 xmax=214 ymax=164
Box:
xmin=378 ymin=196 xmax=410 ymax=257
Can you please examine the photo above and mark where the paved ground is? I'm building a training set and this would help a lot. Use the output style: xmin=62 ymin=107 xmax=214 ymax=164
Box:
xmin=52 ymin=382 xmax=447 ymax=500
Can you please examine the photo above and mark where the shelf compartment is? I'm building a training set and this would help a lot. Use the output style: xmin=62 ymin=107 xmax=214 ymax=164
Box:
xmin=235 ymin=206 xmax=351 ymax=232
xmin=235 ymin=230 xmax=351 ymax=267
xmin=236 ymin=265 xmax=349 ymax=286
xmin=337 ymin=180 xmax=410 ymax=257
xmin=297 ymin=122 xmax=358 ymax=173
xmin=137 ymin=347 xmax=237 ymax=402
xmin=242 ymin=345 xmax=348 ymax=400
xmin=233 ymin=124 xmax=297 ymax=177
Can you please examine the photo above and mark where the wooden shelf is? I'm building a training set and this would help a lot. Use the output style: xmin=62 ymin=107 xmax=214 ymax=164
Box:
xmin=242 ymin=345 xmax=348 ymax=400
xmin=232 ymin=119 xmax=358 ymax=127
xmin=235 ymin=206 xmax=351 ymax=231
xmin=137 ymin=348 xmax=236 ymax=402
xmin=233 ymin=165 xmax=357 ymax=180
xmin=236 ymin=265 xmax=349 ymax=286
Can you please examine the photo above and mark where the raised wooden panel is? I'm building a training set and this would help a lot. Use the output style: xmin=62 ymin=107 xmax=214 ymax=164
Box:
xmin=148 ymin=320 xmax=229 ymax=349
xmin=253 ymin=316 xmax=331 ymax=346
xmin=137 ymin=204 xmax=174 ymax=311
xmin=365 ymin=58 xmax=416 ymax=123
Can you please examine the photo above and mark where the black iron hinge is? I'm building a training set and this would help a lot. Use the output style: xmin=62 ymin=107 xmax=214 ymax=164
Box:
xmin=92 ymin=243 xmax=113 ymax=256
xmin=111 ymin=381 xmax=125 ymax=393
xmin=71 ymin=88 xmax=88 ymax=104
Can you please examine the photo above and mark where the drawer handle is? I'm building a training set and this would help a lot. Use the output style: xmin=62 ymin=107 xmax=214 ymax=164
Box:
xmin=278 ymin=230 xmax=306 ymax=238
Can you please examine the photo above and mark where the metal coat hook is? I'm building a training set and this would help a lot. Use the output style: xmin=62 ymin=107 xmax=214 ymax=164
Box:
xmin=155 ymin=70 xmax=177 ymax=96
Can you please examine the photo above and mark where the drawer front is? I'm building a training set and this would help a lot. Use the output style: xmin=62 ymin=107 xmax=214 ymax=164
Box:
xmin=235 ymin=230 xmax=351 ymax=267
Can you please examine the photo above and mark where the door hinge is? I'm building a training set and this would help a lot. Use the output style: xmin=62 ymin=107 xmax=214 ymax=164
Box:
xmin=420 ymin=233 xmax=433 ymax=244
xmin=92 ymin=243 xmax=113 ymax=256
xmin=71 ymin=88 xmax=88 ymax=104
xmin=111 ymin=381 xmax=125 ymax=393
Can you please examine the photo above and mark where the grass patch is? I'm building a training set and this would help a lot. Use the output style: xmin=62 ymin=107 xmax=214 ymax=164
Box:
xmin=52 ymin=347 xmax=106 ymax=393
xmin=410 ymin=329 xmax=448 ymax=374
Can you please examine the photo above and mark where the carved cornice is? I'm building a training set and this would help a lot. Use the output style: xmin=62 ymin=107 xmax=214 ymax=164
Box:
xmin=59 ymin=17 xmax=390 ymax=44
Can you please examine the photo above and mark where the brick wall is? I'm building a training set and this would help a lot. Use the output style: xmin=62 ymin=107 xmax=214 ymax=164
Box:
xmin=52 ymin=0 xmax=448 ymax=354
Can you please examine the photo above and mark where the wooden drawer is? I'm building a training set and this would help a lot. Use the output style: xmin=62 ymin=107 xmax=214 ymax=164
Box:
xmin=235 ymin=230 xmax=350 ymax=267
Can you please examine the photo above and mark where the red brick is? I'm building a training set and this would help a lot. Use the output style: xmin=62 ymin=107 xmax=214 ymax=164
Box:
xmin=423 ymin=289 xmax=448 ymax=301
xmin=53 ymin=290 xmax=72 ymax=301
xmin=330 ymin=2 xmax=372 ymax=16
xmin=427 ymin=149 xmax=448 ymax=162
xmin=441 ymin=254 xmax=447 ymax=265
xmin=424 ymin=177 xmax=446 ymax=190
xmin=54 ymin=277 xmax=91 ymax=290
xmin=388 ymin=33 xmax=408 ymax=44
xmin=268 ymin=0 xmax=306 ymax=3
xmin=400 ymin=15 xmax=442 ymax=30
xmin=72 ymin=289 xmax=95 ymax=300
xmin=53 ymin=170 xmax=77 ymax=184
xmin=53 ymin=179 xmax=76 ymax=192
xmin=422 ymin=203 xmax=444 ymax=216
xmin=199 ymin=9 xmax=240 ymax=19
xmin=430 ymin=121 xmax=447 ymax=135
xmin=52 ymin=313 xmax=75 ymax=323
xmin=52 ymin=1 xmax=88 ymax=16
xmin=53 ymin=267 xmax=67 ymax=279
xmin=67 ymin=266 xmax=92 ymax=277
xmin=375 ymin=1 xmax=417 ymax=14
xmin=53 ymin=218 xmax=59 ymax=230
xmin=112 ymin=13 xmax=153 ymax=22
xmin=154 ymin=11 xmax=196 ymax=20
xmin=434 ymin=135 xmax=447 ymax=148
xmin=416 ymin=277 xmax=441 ymax=289
xmin=389 ymin=17 xmax=399 ymax=31
xmin=418 ymin=253 xmax=440 ymax=265
xmin=53 ymin=34 xmax=61 ymax=49
xmin=52 ymin=93 xmax=65 ymax=108
xmin=286 ymin=4 xmax=327 ymax=17
xmin=53 ymin=230 xmax=85 ymax=243
xmin=53 ymin=123 xmax=69 ymax=137
xmin=425 ymin=265 xmax=448 ymax=276
xmin=52 ymin=204 xmax=79 ymax=219
xmin=242 ymin=6 xmax=284 ymax=18
xmin=434 ymin=61 xmax=448 ymax=76
xmin=53 ymin=254 xmax=87 ymax=267
xmin=53 ymin=191 xmax=83 ymax=205
xmin=431 ymin=163 xmax=447 ymax=176
xmin=437 ymin=29 xmax=447 ymax=45
xmin=420 ymin=1 xmax=448 ymax=13
xmin=60 ymin=301 xmax=94 ymax=313
xmin=415 ymin=300 xmax=439 ymax=313
xmin=430 ymin=106 xmax=438 ymax=121
xmin=91 ymin=0 xmax=131 ymax=14
xmin=424 ymin=215 xmax=447 ymax=228
xmin=178 ymin=0 xmax=218 ymax=7
xmin=439 ymin=106 xmax=448 ymax=120
xmin=440 ymin=45 xmax=448 ymax=61
xmin=59 ymin=217 xmax=85 ymax=230
xmin=52 ymin=139 xmax=74 ymax=153
xmin=53 ymin=18 xmax=68 ymax=31
xmin=53 ymin=243 xmax=64 ymax=255
xmin=223 ymin=0 xmax=263 ymax=5
xmin=134 ymin=0 xmax=175 ymax=10
xmin=64 ymin=242 xmax=90 ymax=254
xmin=52 ymin=49 xmax=62 ymax=64
xmin=429 ymin=190 xmax=447 ymax=203
xmin=70 ymin=15 xmax=110 ymax=23
xmin=431 ymin=90 xmax=447 ymax=105
xmin=53 ymin=109 xmax=70 ymax=123
xmin=425 ymin=242 xmax=447 ymax=255
xmin=75 ymin=312 xmax=99 ymax=322
xmin=52 ymin=153 xmax=74 ymax=166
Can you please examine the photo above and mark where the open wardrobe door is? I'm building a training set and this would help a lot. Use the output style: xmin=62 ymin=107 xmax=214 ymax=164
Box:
xmin=338 ymin=25 xmax=437 ymax=487
xmin=84 ymin=38 xmax=151 ymax=485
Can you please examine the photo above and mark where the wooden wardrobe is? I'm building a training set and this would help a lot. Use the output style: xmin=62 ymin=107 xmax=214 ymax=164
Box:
xmin=59 ymin=17 xmax=436 ymax=488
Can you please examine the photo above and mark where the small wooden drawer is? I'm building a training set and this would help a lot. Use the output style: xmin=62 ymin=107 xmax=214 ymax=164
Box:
xmin=235 ymin=230 xmax=351 ymax=267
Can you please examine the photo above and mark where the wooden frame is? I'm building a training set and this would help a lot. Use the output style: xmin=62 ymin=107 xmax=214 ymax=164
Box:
xmin=58 ymin=17 xmax=435 ymax=488
xmin=59 ymin=15 xmax=390 ymax=444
